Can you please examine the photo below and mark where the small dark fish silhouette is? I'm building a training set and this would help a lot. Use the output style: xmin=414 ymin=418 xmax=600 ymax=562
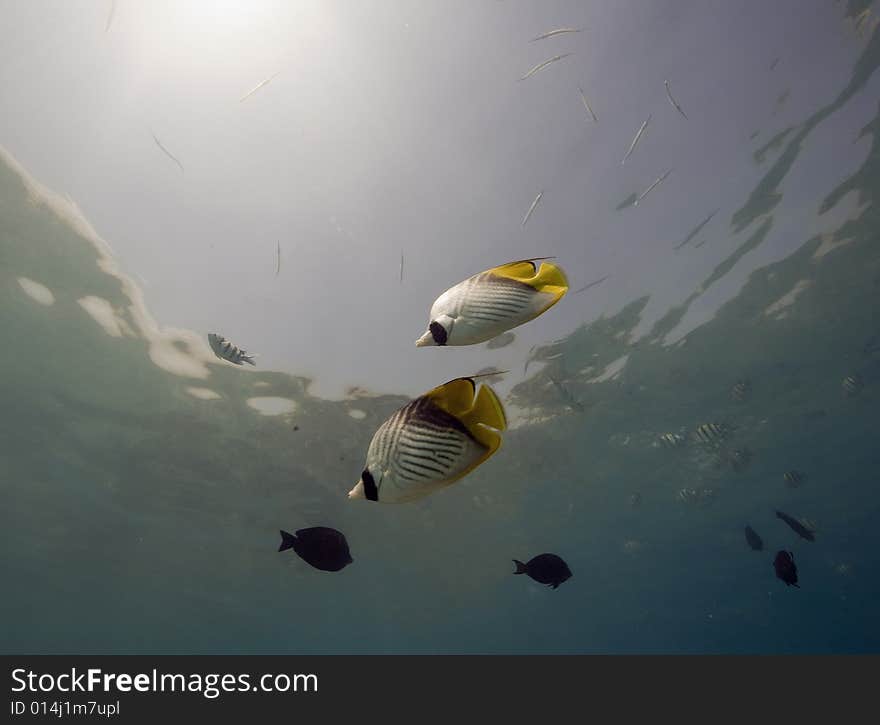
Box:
xmin=278 ymin=527 xmax=353 ymax=572
xmin=773 ymin=550 xmax=799 ymax=587
xmin=629 ymin=492 xmax=642 ymax=508
xmin=513 ymin=553 xmax=572 ymax=589
xmin=744 ymin=525 xmax=763 ymax=551
xmin=775 ymin=510 xmax=815 ymax=542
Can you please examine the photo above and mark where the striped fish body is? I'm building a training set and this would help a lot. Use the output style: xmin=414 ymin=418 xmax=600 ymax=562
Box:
xmin=783 ymin=470 xmax=805 ymax=488
xmin=415 ymin=259 xmax=568 ymax=347
xmin=658 ymin=432 xmax=685 ymax=449
xmin=349 ymin=377 xmax=507 ymax=504
xmin=692 ymin=422 xmax=727 ymax=446
xmin=842 ymin=375 xmax=863 ymax=395
xmin=208 ymin=333 xmax=256 ymax=366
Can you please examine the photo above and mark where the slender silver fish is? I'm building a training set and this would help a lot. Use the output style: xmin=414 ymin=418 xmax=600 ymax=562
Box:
xmin=105 ymin=0 xmax=116 ymax=32
xmin=276 ymin=241 xmax=281 ymax=277
xmin=240 ymin=71 xmax=281 ymax=103
xmin=400 ymin=251 xmax=404 ymax=283
xmin=674 ymin=209 xmax=719 ymax=250
xmin=521 ymin=190 xmax=544 ymax=226
xmin=633 ymin=169 xmax=672 ymax=207
xmin=519 ymin=53 xmax=572 ymax=81
xmin=572 ymin=274 xmax=609 ymax=295
xmin=622 ymin=115 xmax=651 ymax=164
xmin=530 ymin=28 xmax=582 ymax=42
xmin=152 ymin=133 xmax=184 ymax=173
xmin=664 ymin=80 xmax=688 ymax=120
xmin=578 ymin=87 xmax=598 ymax=122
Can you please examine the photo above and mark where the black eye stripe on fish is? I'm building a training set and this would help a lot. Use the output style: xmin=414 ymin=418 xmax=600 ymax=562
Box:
xmin=361 ymin=469 xmax=379 ymax=501
xmin=429 ymin=321 xmax=448 ymax=345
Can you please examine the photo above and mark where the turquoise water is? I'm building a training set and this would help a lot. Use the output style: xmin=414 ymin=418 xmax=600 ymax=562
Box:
xmin=1 ymin=1 xmax=879 ymax=653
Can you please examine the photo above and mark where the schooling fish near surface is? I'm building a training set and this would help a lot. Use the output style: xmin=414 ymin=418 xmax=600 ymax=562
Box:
xmin=530 ymin=27 xmax=582 ymax=42
xmin=664 ymin=80 xmax=688 ymax=120
xmin=151 ymin=132 xmax=184 ymax=173
xmin=577 ymin=87 xmax=598 ymax=122
xmin=522 ymin=190 xmax=544 ymax=227
xmin=348 ymin=376 xmax=507 ymax=504
xmin=519 ymin=53 xmax=573 ymax=81
xmin=415 ymin=257 xmax=568 ymax=347
xmin=622 ymin=114 xmax=651 ymax=164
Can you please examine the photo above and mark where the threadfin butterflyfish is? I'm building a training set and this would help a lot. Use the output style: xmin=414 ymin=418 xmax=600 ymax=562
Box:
xmin=415 ymin=258 xmax=568 ymax=347
xmin=348 ymin=376 xmax=507 ymax=504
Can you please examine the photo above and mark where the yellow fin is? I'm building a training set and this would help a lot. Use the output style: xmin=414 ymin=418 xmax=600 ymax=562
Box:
xmin=490 ymin=259 xmax=569 ymax=301
xmin=422 ymin=379 xmax=507 ymax=484
xmin=424 ymin=377 xmax=478 ymax=417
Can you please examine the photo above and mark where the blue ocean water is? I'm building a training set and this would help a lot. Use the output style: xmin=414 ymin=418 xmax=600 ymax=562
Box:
xmin=1 ymin=1 xmax=879 ymax=653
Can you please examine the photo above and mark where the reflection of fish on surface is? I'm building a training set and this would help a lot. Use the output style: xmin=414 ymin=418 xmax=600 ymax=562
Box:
xmin=486 ymin=331 xmax=516 ymax=349
xmin=348 ymin=376 xmax=507 ymax=504
xmin=524 ymin=347 xmax=564 ymax=374
xmin=278 ymin=527 xmax=353 ymax=572
xmin=208 ymin=333 xmax=257 ymax=366
xmin=415 ymin=258 xmax=568 ymax=347
xmin=513 ymin=553 xmax=572 ymax=589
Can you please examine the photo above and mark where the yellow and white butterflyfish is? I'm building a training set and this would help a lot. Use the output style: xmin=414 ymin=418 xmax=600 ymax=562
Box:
xmin=415 ymin=257 xmax=568 ymax=347
xmin=348 ymin=376 xmax=508 ymax=504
